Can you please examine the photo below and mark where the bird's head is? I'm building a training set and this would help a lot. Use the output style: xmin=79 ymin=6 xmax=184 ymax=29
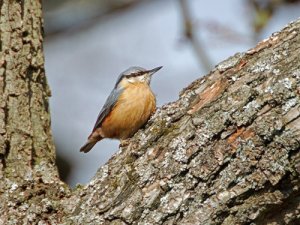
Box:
xmin=116 ymin=66 xmax=162 ymax=87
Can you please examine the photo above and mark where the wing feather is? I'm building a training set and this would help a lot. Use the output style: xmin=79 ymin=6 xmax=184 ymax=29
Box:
xmin=92 ymin=87 xmax=124 ymax=131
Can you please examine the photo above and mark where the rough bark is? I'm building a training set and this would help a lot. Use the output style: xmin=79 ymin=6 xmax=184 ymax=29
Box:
xmin=0 ymin=0 xmax=67 ymax=224
xmin=1 ymin=1 xmax=300 ymax=224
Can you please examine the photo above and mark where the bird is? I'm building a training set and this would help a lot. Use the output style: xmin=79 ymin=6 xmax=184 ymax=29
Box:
xmin=80 ymin=66 xmax=162 ymax=153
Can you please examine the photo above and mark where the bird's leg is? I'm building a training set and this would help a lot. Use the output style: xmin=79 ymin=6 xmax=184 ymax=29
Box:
xmin=119 ymin=139 xmax=131 ymax=147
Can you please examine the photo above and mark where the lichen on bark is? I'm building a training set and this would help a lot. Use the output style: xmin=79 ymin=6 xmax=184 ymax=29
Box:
xmin=66 ymin=20 xmax=300 ymax=224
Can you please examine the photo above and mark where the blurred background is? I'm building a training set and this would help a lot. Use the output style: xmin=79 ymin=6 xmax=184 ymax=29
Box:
xmin=43 ymin=0 xmax=300 ymax=187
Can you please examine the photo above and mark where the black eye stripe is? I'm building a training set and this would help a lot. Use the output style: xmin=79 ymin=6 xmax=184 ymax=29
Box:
xmin=126 ymin=71 xmax=146 ymax=78
xmin=115 ymin=70 xmax=147 ymax=87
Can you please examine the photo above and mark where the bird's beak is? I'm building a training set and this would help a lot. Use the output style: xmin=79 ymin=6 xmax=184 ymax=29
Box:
xmin=147 ymin=66 xmax=163 ymax=76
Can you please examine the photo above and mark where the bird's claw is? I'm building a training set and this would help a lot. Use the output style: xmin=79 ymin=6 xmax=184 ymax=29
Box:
xmin=119 ymin=139 xmax=130 ymax=147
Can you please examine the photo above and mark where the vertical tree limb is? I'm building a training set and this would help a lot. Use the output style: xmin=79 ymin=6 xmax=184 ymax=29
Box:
xmin=178 ymin=0 xmax=212 ymax=71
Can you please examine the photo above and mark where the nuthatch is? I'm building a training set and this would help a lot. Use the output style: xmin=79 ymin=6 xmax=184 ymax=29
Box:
xmin=80 ymin=66 xmax=162 ymax=153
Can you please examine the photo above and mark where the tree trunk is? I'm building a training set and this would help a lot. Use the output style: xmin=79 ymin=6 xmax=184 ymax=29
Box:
xmin=0 ymin=0 xmax=64 ymax=223
xmin=1 ymin=1 xmax=300 ymax=224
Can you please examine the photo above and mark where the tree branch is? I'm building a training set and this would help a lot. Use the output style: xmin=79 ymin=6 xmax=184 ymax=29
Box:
xmin=178 ymin=0 xmax=213 ymax=71
xmin=67 ymin=19 xmax=300 ymax=224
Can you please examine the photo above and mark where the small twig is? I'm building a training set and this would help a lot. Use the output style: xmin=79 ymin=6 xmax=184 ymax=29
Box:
xmin=178 ymin=0 xmax=212 ymax=71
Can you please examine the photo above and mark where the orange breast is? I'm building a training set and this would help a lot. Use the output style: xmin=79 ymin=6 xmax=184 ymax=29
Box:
xmin=101 ymin=82 xmax=156 ymax=139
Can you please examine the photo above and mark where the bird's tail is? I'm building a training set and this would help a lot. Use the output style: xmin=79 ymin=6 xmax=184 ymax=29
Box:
xmin=80 ymin=140 xmax=98 ymax=153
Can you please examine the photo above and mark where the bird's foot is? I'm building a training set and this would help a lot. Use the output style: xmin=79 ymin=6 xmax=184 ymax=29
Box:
xmin=119 ymin=139 xmax=130 ymax=148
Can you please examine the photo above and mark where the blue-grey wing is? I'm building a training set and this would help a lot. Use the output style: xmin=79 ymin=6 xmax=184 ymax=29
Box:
xmin=92 ymin=87 xmax=124 ymax=131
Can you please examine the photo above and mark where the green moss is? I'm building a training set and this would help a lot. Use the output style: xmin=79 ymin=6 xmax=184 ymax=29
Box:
xmin=74 ymin=183 xmax=84 ymax=191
